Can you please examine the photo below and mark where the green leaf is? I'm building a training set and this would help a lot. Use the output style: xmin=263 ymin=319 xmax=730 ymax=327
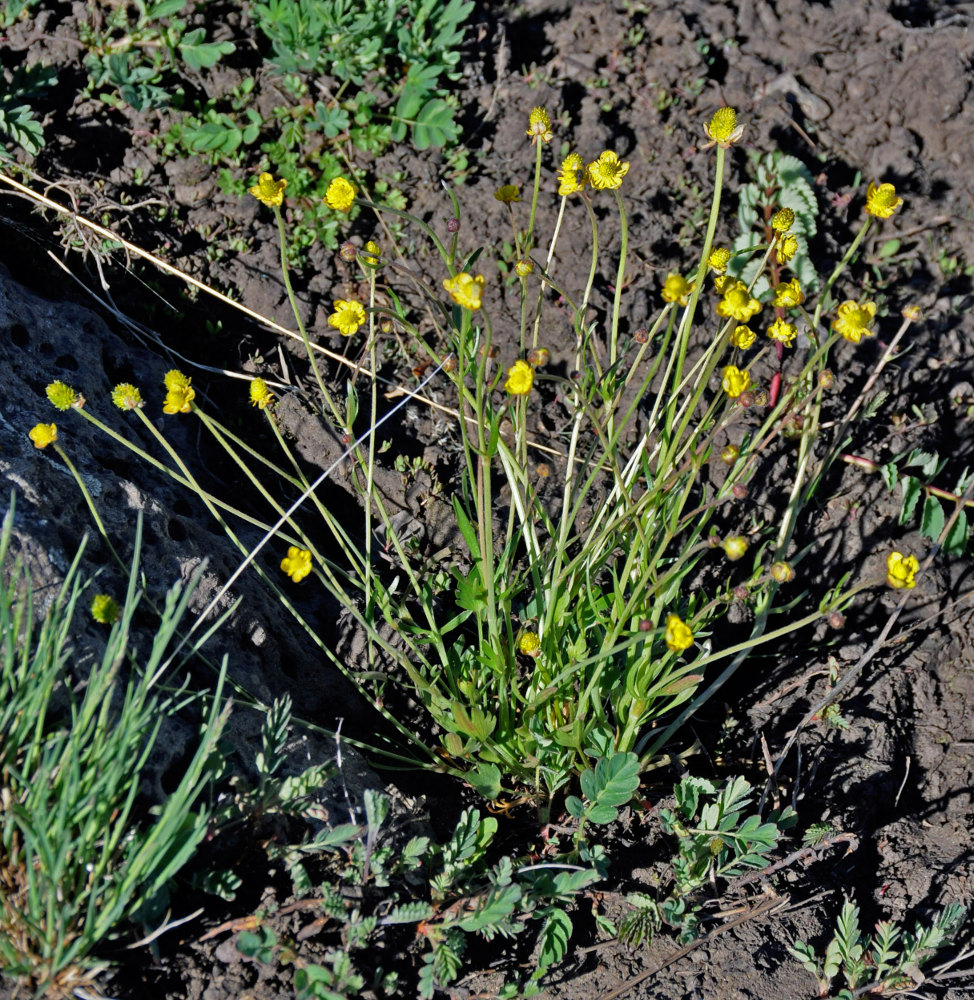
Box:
xmin=466 ymin=763 xmax=501 ymax=800
xmin=536 ymin=908 xmax=572 ymax=970
xmin=943 ymin=509 xmax=969 ymax=556
xmin=899 ymin=475 xmax=922 ymax=525
xmin=880 ymin=461 xmax=898 ymax=492
xmin=878 ymin=238 xmax=901 ymax=258
xmin=457 ymin=883 xmax=522 ymax=933
xmin=179 ymin=29 xmax=235 ymax=70
xmin=920 ymin=494 xmax=945 ymax=542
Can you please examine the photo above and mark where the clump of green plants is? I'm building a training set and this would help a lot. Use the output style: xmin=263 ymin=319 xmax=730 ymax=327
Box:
xmin=617 ymin=775 xmax=796 ymax=946
xmin=230 ymin=708 xmax=605 ymax=997
xmin=38 ymin=106 xmax=920 ymax=817
xmin=0 ymin=497 xmax=230 ymax=996
xmin=0 ymin=63 xmax=55 ymax=160
xmin=80 ymin=0 xmax=235 ymax=111
xmin=789 ymin=896 xmax=967 ymax=998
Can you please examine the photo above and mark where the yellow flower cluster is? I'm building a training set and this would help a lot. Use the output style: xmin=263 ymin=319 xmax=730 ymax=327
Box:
xmin=91 ymin=593 xmax=120 ymax=625
xmin=716 ymin=280 xmax=761 ymax=323
xmin=865 ymin=182 xmax=902 ymax=220
xmin=558 ymin=153 xmax=585 ymax=196
xmin=526 ymin=107 xmax=553 ymax=145
xmin=249 ymin=378 xmax=274 ymax=409
xmin=661 ymin=273 xmax=694 ymax=306
xmin=664 ymin=613 xmax=694 ymax=652
xmin=504 ymin=359 xmax=534 ymax=395
xmin=703 ymin=106 xmax=745 ymax=148
xmin=29 ymin=422 xmax=57 ymax=449
xmin=163 ymin=370 xmax=195 ymax=415
xmin=112 ymin=382 xmax=144 ymax=411
xmin=886 ymin=550 xmax=918 ymax=589
xmin=249 ymin=172 xmax=287 ymax=208
xmin=721 ymin=365 xmax=750 ymax=398
xmin=325 ymin=176 xmax=357 ymax=212
xmin=587 ymin=150 xmax=629 ymax=190
xmin=833 ymin=300 xmax=876 ymax=343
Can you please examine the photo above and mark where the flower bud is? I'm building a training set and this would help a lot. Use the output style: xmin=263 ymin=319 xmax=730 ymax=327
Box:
xmin=441 ymin=356 xmax=457 ymax=374
xmin=446 ymin=218 xmax=460 ymax=233
xmin=902 ymin=304 xmax=922 ymax=321
xmin=818 ymin=369 xmax=835 ymax=390
xmin=771 ymin=561 xmax=795 ymax=583
xmin=536 ymin=463 xmax=550 ymax=479
xmin=751 ymin=389 xmax=769 ymax=407
xmin=527 ymin=347 xmax=550 ymax=368
xmin=518 ymin=631 xmax=541 ymax=657
xmin=722 ymin=535 xmax=748 ymax=561
xmin=828 ymin=611 xmax=846 ymax=629
xmin=737 ymin=391 xmax=755 ymax=408
xmin=339 ymin=241 xmax=357 ymax=262
xmin=515 ymin=259 xmax=534 ymax=277
xmin=638 ymin=618 xmax=653 ymax=632
xmin=633 ymin=328 xmax=649 ymax=344
xmin=721 ymin=444 xmax=740 ymax=465
xmin=732 ymin=483 xmax=748 ymax=499
xmin=733 ymin=585 xmax=749 ymax=600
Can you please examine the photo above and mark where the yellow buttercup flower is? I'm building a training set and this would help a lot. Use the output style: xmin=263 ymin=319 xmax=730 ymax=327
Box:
xmin=661 ymin=272 xmax=694 ymax=305
xmin=443 ymin=272 xmax=484 ymax=311
xmin=29 ymin=422 xmax=57 ymax=449
xmin=707 ymin=247 xmax=732 ymax=274
xmin=249 ymin=172 xmax=287 ymax=207
xmin=767 ymin=316 xmax=798 ymax=347
xmin=865 ymin=182 xmax=902 ymax=220
xmin=91 ymin=594 xmax=120 ymax=625
xmin=163 ymin=383 xmax=195 ymax=414
xmin=164 ymin=369 xmax=191 ymax=390
xmin=46 ymin=380 xmax=81 ymax=411
xmin=716 ymin=280 xmax=761 ymax=323
xmin=504 ymin=359 xmax=534 ymax=395
xmin=771 ymin=208 xmax=795 ymax=233
xmin=664 ymin=613 xmax=694 ymax=652
xmin=111 ymin=383 xmax=144 ymax=410
xmin=833 ymin=300 xmax=876 ymax=343
xmin=722 ymin=365 xmax=750 ymax=398
xmin=249 ymin=378 xmax=274 ymax=409
xmin=281 ymin=546 xmax=313 ymax=583
xmin=722 ymin=535 xmax=748 ymax=561
xmin=328 ymin=299 xmax=367 ymax=337
xmin=324 ymin=176 xmax=357 ymax=212
xmin=518 ymin=631 xmax=541 ymax=656
xmin=526 ymin=106 xmax=553 ymax=145
xmin=587 ymin=150 xmax=629 ymax=190
xmin=729 ymin=324 xmax=756 ymax=349
xmin=494 ymin=184 xmax=520 ymax=204
xmin=703 ymin=106 xmax=745 ymax=148
xmin=772 ymin=277 xmax=804 ymax=309
xmin=558 ymin=152 xmax=586 ymax=196
xmin=515 ymin=259 xmax=534 ymax=277
xmin=886 ymin=550 xmax=918 ymax=589
xmin=775 ymin=233 xmax=799 ymax=265
xmin=362 ymin=240 xmax=381 ymax=268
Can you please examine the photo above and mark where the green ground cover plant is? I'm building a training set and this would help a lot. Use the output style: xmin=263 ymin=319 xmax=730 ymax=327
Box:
xmin=0 ymin=498 xmax=230 ymax=997
xmin=34 ymin=106 xmax=923 ymax=818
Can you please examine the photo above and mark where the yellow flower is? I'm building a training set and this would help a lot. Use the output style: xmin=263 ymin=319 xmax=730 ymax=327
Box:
xmin=772 ymin=277 xmax=804 ymax=309
xmin=281 ymin=546 xmax=313 ymax=583
xmin=494 ymin=184 xmax=521 ymax=204
xmin=886 ymin=550 xmax=918 ymax=589
xmin=28 ymin=422 xmax=57 ymax=449
xmin=703 ymin=106 xmax=745 ymax=147
xmin=504 ymin=359 xmax=534 ymax=395
xmin=249 ymin=378 xmax=274 ymax=409
xmin=164 ymin=369 xmax=191 ymax=390
xmin=46 ymin=380 xmax=81 ymax=410
xmin=833 ymin=300 xmax=877 ymax=343
xmin=557 ymin=152 xmax=585 ymax=196
xmin=249 ymin=172 xmax=287 ymax=207
xmin=91 ymin=594 xmax=120 ymax=625
xmin=163 ymin=383 xmax=195 ymax=414
xmin=362 ymin=240 xmax=381 ymax=268
xmin=443 ymin=272 xmax=485 ymax=311
xmin=587 ymin=150 xmax=630 ymax=190
xmin=518 ymin=631 xmax=541 ymax=656
xmin=111 ymin=383 xmax=144 ymax=410
xmin=722 ymin=535 xmax=748 ymax=561
xmin=729 ymin=324 xmax=756 ymax=349
xmin=515 ymin=259 xmax=534 ymax=277
xmin=664 ymin=613 xmax=694 ymax=652
xmin=716 ymin=280 xmax=761 ymax=323
xmin=707 ymin=247 xmax=732 ymax=273
xmin=865 ymin=182 xmax=902 ymax=220
xmin=713 ymin=274 xmax=734 ymax=295
xmin=722 ymin=365 xmax=750 ymax=398
xmin=324 ymin=176 xmax=357 ymax=212
xmin=771 ymin=208 xmax=795 ymax=233
xmin=775 ymin=233 xmax=799 ymax=265
xmin=767 ymin=316 xmax=798 ymax=347
xmin=661 ymin=272 xmax=694 ymax=305
xmin=526 ymin=106 xmax=553 ymax=145
xmin=328 ymin=299 xmax=367 ymax=337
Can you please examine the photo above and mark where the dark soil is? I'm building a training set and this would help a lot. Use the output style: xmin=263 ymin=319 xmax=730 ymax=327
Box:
xmin=2 ymin=1 xmax=973 ymax=998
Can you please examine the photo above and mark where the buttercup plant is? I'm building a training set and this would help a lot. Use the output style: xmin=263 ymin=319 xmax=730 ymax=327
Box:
xmin=37 ymin=105 xmax=917 ymax=809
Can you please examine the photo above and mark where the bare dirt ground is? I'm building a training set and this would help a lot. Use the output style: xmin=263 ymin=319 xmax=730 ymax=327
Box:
xmin=2 ymin=1 xmax=973 ymax=997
